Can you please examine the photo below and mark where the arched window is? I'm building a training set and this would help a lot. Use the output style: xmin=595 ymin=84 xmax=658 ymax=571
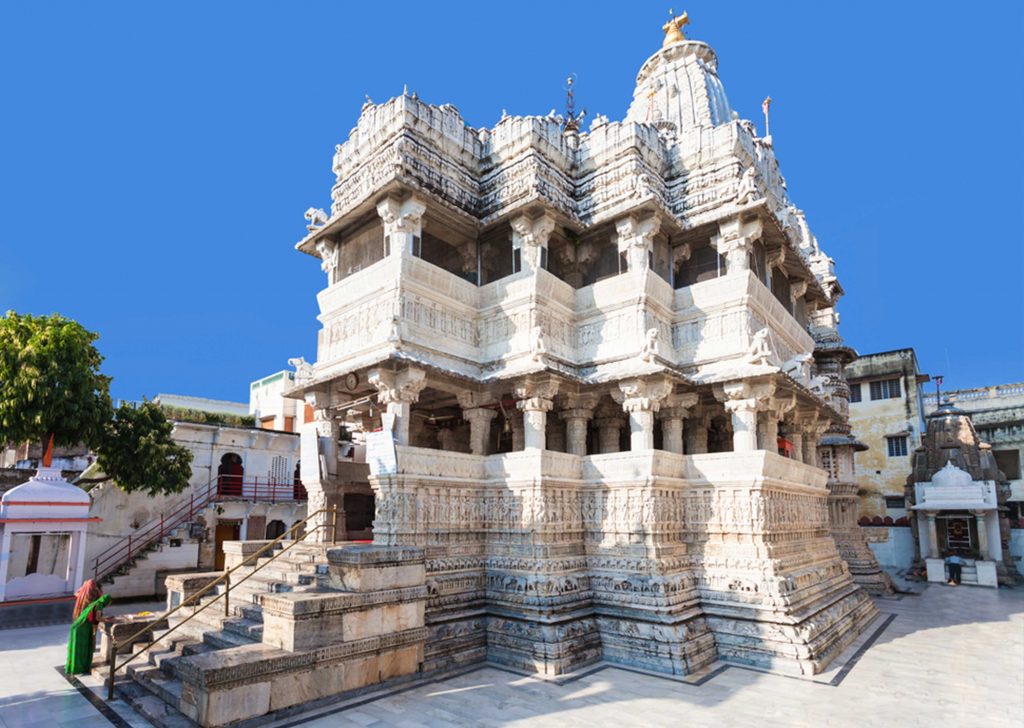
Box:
xmin=217 ymin=453 xmax=243 ymax=497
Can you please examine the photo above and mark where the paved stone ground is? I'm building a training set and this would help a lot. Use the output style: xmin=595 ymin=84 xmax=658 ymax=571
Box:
xmin=1 ymin=586 xmax=1021 ymax=727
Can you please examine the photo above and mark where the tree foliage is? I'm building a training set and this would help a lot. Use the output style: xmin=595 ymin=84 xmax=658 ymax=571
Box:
xmin=0 ymin=311 xmax=193 ymax=496
xmin=96 ymin=401 xmax=193 ymax=496
xmin=0 ymin=311 xmax=112 ymax=449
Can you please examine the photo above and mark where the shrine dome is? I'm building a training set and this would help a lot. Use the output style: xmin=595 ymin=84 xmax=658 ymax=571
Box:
xmin=0 ymin=467 xmax=91 ymax=521
xmin=930 ymin=461 xmax=973 ymax=488
xmin=624 ymin=13 xmax=733 ymax=130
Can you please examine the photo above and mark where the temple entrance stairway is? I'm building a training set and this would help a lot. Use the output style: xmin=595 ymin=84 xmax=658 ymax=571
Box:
xmin=94 ymin=542 xmax=428 ymax=728
xmin=95 ymin=542 xmax=324 ymax=727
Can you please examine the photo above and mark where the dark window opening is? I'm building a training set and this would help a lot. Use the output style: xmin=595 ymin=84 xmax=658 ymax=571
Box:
xmin=479 ymin=225 xmax=514 ymax=284
xmin=994 ymin=450 xmax=1021 ymax=480
xmin=674 ymin=242 xmax=726 ymax=288
xmin=886 ymin=436 xmax=908 ymax=458
xmin=849 ymin=383 xmax=862 ymax=403
xmin=26 ymin=534 xmax=41 ymax=575
xmin=870 ymin=378 xmax=902 ymax=400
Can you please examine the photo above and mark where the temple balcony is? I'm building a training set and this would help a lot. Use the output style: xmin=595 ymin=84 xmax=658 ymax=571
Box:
xmin=388 ymin=445 xmax=826 ymax=493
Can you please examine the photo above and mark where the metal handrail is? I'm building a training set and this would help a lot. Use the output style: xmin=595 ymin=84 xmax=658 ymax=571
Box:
xmin=92 ymin=476 xmax=310 ymax=581
xmin=92 ymin=475 xmax=220 ymax=579
xmin=105 ymin=504 xmax=338 ymax=700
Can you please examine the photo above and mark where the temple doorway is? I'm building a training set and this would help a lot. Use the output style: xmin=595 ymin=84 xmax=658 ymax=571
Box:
xmin=218 ymin=453 xmax=244 ymax=497
xmin=214 ymin=519 xmax=241 ymax=570
xmin=938 ymin=514 xmax=977 ymax=555
xmin=265 ymin=520 xmax=287 ymax=540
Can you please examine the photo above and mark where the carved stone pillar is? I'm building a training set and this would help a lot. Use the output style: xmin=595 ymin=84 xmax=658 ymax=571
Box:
xmin=789 ymin=279 xmax=809 ymax=316
xmin=300 ymin=391 xmax=345 ymax=542
xmin=684 ymin=410 xmax=710 ymax=454
xmin=457 ymin=392 xmax=496 ymax=456
xmin=926 ymin=512 xmax=940 ymax=559
xmin=714 ymin=216 xmax=763 ymax=275
xmin=514 ymin=378 xmax=559 ymax=451
xmin=802 ymin=416 xmax=831 ymax=466
xmin=715 ymin=380 xmax=774 ymax=452
xmin=611 ymin=377 xmax=674 ymax=451
xmin=560 ymin=394 xmax=599 ymax=456
xmin=973 ymin=511 xmax=989 ymax=560
xmin=511 ymin=213 xmax=556 ymax=273
xmin=367 ymin=367 xmax=427 ymax=446
xmin=615 ymin=213 xmax=660 ymax=273
xmin=510 ymin=413 xmax=524 ymax=451
xmin=462 ymin=408 xmax=496 ymax=455
xmin=376 ymin=195 xmax=426 ymax=257
xmin=595 ymin=404 xmax=625 ymax=454
xmin=657 ymin=393 xmax=699 ymax=455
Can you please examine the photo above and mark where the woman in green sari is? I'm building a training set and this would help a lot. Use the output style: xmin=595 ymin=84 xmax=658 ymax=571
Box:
xmin=66 ymin=579 xmax=111 ymax=675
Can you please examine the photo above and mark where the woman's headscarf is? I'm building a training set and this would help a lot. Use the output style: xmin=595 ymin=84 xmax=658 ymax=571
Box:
xmin=72 ymin=579 xmax=103 ymax=619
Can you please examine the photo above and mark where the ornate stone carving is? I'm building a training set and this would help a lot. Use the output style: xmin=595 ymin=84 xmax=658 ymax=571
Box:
xmin=287 ymin=356 xmax=314 ymax=385
xmin=615 ymin=212 xmax=661 ymax=272
xmin=510 ymin=213 xmax=556 ymax=271
xmin=746 ymin=327 xmax=774 ymax=367
xmin=304 ymin=207 xmax=329 ymax=231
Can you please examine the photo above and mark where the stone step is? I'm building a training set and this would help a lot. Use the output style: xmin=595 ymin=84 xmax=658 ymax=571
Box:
xmin=148 ymin=639 xmax=213 ymax=680
xmin=222 ymin=617 xmax=264 ymax=641
xmin=202 ymin=627 xmax=258 ymax=650
xmin=115 ymin=675 xmax=194 ymax=728
xmin=127 ymin=664 xmax=183 ymax=706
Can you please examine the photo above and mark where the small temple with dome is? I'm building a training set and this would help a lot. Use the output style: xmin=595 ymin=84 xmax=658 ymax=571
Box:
xmin=908 ymin=401 xmax=1018 ymax=587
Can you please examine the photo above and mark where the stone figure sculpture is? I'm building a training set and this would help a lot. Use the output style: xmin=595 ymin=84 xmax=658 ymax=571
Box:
xmin=746 ymin=327 xmax=773 ymax=366
xmin=641 ymin=327 xmax=660 ymax=362
xmin=736 ymin=165 xmax=758 ymax=204
xmin=305 ymin=207 xmax=329 ymax=231
xmin=782 ymin=352 xmax=814 ymax=383
xmin=530 ymin=325 xmax=546 ymax=361
xmin=288 ymin=356 xmax=314 ymax=385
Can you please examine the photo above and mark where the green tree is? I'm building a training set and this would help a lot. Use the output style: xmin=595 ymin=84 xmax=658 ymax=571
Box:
xmin=0 ymin=311 xmax=112 ymax=450
xmin=94 ymin=400 xmax=193 ymax=496
xmin=0 ymin=311 xmax=192 ymax=495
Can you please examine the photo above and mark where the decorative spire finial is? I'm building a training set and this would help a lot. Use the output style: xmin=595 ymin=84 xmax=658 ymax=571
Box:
xmin=662 ymin=9 xmax=689 ymax=47
xmin=562 ymin=74 xmax=586 ymax=134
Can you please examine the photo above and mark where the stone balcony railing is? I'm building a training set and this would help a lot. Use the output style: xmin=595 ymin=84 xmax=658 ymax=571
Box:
xmin=390 ymin=445 xmax=827 ymax=490
xmin=314 ymin=251 xmax=814 ymax=382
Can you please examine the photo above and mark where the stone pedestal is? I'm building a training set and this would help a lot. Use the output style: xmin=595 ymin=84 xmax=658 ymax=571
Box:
xmin=976 ymin=560 xmax=998 ymax=587
xmin=925 ymin=557 xmax=947 ymax=583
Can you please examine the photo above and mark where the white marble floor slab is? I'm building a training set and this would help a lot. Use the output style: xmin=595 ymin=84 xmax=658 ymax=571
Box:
xmin=1 ymin=586 xmax=1021 ymax=727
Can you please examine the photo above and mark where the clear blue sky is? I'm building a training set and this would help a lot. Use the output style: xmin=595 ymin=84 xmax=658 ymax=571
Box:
xmin=1 ymin=1 xmax=1021 ymax=403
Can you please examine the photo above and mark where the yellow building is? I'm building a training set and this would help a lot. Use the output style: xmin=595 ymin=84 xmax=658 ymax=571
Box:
xmin=846 ymin=349 xmax=929 ymax=518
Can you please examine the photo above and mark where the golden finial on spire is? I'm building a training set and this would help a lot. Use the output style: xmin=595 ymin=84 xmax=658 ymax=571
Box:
xmin=662 ymin=9 xmax=689 ymax=47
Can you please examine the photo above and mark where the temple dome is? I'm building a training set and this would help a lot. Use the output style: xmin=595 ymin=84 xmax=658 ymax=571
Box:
xmin=624 ymin=38 xmax=733 ymax=130
xmin=930 ymin=460 xmax=973 ymax=488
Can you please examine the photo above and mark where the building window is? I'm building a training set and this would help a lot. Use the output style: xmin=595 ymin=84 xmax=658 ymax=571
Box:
xmin=993 ymin=449 xmax=1021 ymax=480
xmin=849 ymin=383 xmax=862 ymax=403
xmin=870 ymin=378 xmax=902 ymax=400
xmin=886 ymin=435 xmax=908 ymax=457
xmin=884 ymin=496 xmax=905 ymax=510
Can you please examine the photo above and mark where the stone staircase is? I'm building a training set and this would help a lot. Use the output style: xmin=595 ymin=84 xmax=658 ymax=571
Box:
xmin=97 ymin=543 xmax=329 ymax=727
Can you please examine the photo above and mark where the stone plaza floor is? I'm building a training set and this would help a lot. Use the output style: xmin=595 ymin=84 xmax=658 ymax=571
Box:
xmin=0 ymin=585 xmax=1021 ymax=727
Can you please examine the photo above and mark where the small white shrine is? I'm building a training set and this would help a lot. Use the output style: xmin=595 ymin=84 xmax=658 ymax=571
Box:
xmin=912 ymin=460 xmax=1002 ymax=587
xmin=0 ymin=467 xmax=94 ymax=604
